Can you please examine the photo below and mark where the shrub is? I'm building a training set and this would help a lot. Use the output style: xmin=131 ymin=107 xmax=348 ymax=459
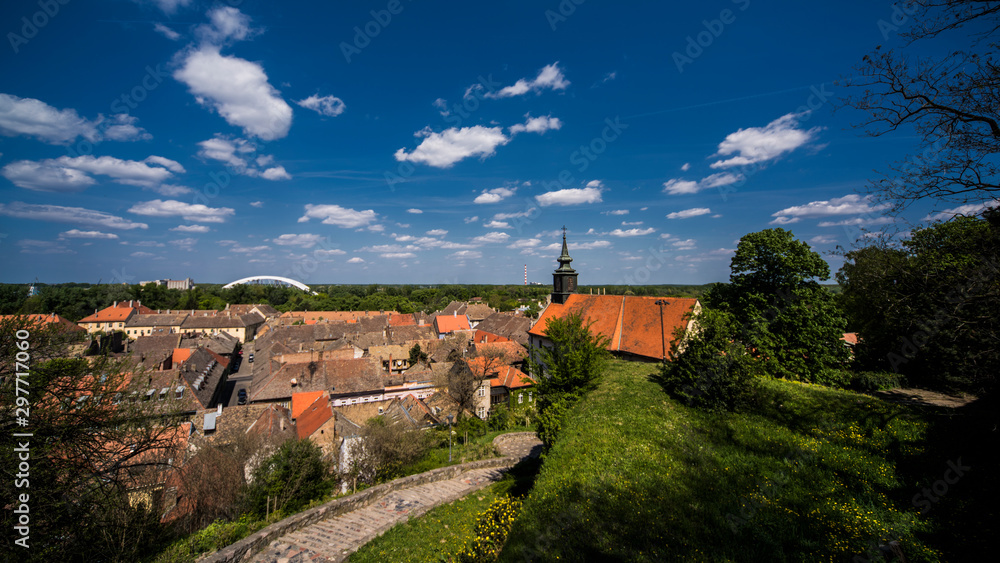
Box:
xmin=245 ymin=439 xmax=333 ymax=518
xmin=656 ymin=309 xmax=762 ymax=412
xmin=454 ymin=496 xmax=523 ymax=562
xmin=849 ymin=370 xmax=906 ymax=393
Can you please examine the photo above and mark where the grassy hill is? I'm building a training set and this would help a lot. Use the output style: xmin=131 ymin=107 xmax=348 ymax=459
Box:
xmin=499 ymin=360 xmax=994 ymax=562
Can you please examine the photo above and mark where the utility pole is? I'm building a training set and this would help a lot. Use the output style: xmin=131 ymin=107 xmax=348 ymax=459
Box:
xmin=654 ymin=299 xmax=669 ymax=364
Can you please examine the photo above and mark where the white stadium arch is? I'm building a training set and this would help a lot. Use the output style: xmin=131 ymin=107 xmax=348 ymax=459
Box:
xmin=223 ymin=275 xmax=316 ymax=294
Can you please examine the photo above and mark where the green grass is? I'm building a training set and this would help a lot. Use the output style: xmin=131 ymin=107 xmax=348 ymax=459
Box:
xmin=349 ymin=457 xmax=541 ymax=563
xmin=499 ymin=359 xmax=955 ymax=562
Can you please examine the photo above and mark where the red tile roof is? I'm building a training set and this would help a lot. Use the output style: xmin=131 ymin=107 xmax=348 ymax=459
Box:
xmin=293 ymin=392 xmax=332 ymax=440
xmin=842 ymin=332 xmax=859 ymax=345
xmin=1 ymin=313 xmax=85 ymax=332
xmin=78 ymin=301 xmax=155 ymax=323
xmin=389 ymin=313 xmax=416 ymax=326
xmin=488 ymin=365 xmax=534 ymax=390
xmin=291 ymin=390 xmax=324 ymax=419
xmin=434 ymin=314 xmax=471 ymax=334
xmin=529 ymin=295 xmax=700 ymax=361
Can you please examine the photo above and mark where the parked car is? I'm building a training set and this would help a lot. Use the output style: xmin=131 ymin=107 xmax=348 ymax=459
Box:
xmin=237 ymin=389 xmax=247 ymax=405
xmin=248 ymin=353 xmax=254 ymax=363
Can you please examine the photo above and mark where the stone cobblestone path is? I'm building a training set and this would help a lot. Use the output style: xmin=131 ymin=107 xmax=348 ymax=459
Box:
xmin=249 ymin=433 xmax=542 ymax=563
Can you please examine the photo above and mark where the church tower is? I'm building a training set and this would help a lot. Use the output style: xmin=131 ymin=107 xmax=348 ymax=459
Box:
xmin=551 ymin=227 xmax=578 ymax=305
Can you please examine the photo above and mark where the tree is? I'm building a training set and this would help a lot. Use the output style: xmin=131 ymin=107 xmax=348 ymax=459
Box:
xmin=707 ymin=229 xmax=851 ymax=384
xmin=0 ymin=316 xmax=186 ymax=562
xmin=529 ymin=313 xmax=611 ymax=447
xmin=838 ymin=209 xmax=1000 ymax=394
xmin=346 ymin=417 xmax=430 ymax=485
xmin=245 ymin=439 xmax=332 ymax=518
xmin=408 ymin=343 xmax=428 ymax=367
xmin=842 ymin=0 xmax=1000 ymax=210
xmin=656 ymin=309 xmax=762 ymax=411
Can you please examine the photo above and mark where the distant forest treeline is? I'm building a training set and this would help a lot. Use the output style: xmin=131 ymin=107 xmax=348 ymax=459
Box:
xmin=0 ymin=282 xmax=718 ymax=322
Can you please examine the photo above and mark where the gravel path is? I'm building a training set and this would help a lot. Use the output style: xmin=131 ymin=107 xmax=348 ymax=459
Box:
xmin=248 ymin=433 xmax=542 ymax=563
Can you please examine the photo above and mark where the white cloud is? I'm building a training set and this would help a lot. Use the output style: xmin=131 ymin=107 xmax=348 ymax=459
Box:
xmin=451 ymin=250 xmax=482 ymax=260
xmin=128 ymin=199 xmax=236 ymax=223
xmin=711 ymin=112 xmax=822 ymax=168
xmin=535 ymin=187 xmax=603 ymax=207
xmin=463 ymin=216 xmax=480 ymax=224
xmin=661 ymin=179 xmax=700 ymax=195
xmin=273 ymin=233 xmax=325 ymax=248
xmin=493 ymin=209 xmax=534 ymax=220
xmin=394 ymin=125 xmax=509 ymax=168
xmin=769 ymin=216 xmax=801 ymax=225
xmin=153 ymin=23 xmax=181 ymax=40
xmin=381 ymin=252 xmax=416 ymax=259
xmin=680 ymin=162 xmax=690 ymax=171
xmin=817 ymin=217 xmax=895 ymax=227
xmin=58 ymin=229 xmax=119 ymax=240
xmin=260 ymin=166 xmax=290 ymax=180
xmin=196 ymin=6 xmax=256 ymax=44
xmin=296 ymin=94 xmax=346 ymax=117
xmin=0 ymin=95 xmax=153 ymax=144
xmin=663 ymin=172 xmax=743 ymax=195
xmin=169 ymin=237 xmax=198 ymax=250
xmin=0 ymin=93 xmax=98 ymax=144
xmin=923 ymin=201 xmax=998 ymax=222
xmin=770 ymin=194 xmax=890 ymax=225
xmin=479 ymin=62 xmax=569 ymax=99
xmin=509 ymin=238 xmax=541 ymax=249
xmin=407 ymin=208 xmax=423 ymax=214
xmin=103 ymin=114 xmax=152 ymax=141
xmin=609 ymin=227 xmax=656 ymax=237
xmin=170 ymin=224 xmax=210 ymax=233
xmin=142 ymin=0 xmax=193 ymax=15
xmin=0 ymin=202 xmax=148 ymax=230
xmin=541 ymin=240 xmax=611 ymax=252
xmin=474 ymin=186 xmax=517 ymax=204
xmin=315 ymin=248 xmax=346 ymax=257
xmin=621 ymin=221 xmax=643 ymax=226
xmin=809 ymin=235 xmax=837 ymax=244
xmin=298 ymin=204 xmax=377 ymax=228
xmin=250 ymin=201 xmax=263 ymax=207
xmin=426 ymin=229 xmax=448 ymax=236
xmin=2 ymin=154 xmax=180 ymax=192
xmin=473 ymin=231 xmax=510 ymax=244
xmin=673 ymin=239 xmax=697 ymax=250
xmin=174 ymin=46 xmax=292 ymax=140
xmin=666 ymin=208 xmax=711 ymax=219
xmin=347 ymin=257 xmax=365 ymax=264
xmin=603 ymin=209 xmax=629 ymax=216
xmin=196 ymin=135 xmax=289 ymax=179
xmin=130 ymin=251 xmax=156 ymax=258
xmin=484 ymin=220 xmax=511 ymax=229
xmin=508 ymin=114 xmax=562 ymax=135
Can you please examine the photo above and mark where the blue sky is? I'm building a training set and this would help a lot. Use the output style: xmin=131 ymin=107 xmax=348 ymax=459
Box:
xmin=0 ymin=0 xmax=974 ymax=285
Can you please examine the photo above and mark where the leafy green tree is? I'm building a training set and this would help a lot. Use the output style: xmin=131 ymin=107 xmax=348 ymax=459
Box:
xmin=707 ymin=228 xmax=851 ymax=384
xmin=529 ymin=313 xmax=611 ymax=447
xmin=838 ymin=210 xmax=1000 ymax=394
xmin=656 ymin=309 xmax=762 ymax=411
xmin=0 ymin=316 xmax=184 ymax=562
xmin=346 ymin=417 xmax=430 ymax=485
xmin=246 ymin=439 xmax=332 ymax=518
xmin=408 ymin=343 xmax=428 ymax=367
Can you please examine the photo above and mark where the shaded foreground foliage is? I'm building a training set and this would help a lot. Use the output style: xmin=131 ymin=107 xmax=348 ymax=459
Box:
xmin=500 ymin=359 xmax=996 ymax=562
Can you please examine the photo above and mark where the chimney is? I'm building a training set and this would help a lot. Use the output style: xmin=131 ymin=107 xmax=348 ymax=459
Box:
xmin=453 ymin=311 xmax=457 ymax=317
xmin=113 ymin=301 xmax=118 ymax=307
xmin=129 ymin=300 xmax=133 ymax=307
xmin=217 ymin=404 xmax=223 ymax=416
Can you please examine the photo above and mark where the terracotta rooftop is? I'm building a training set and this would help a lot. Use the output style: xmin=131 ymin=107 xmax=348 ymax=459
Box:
xmin=250 ymin=357 xmax=384 ymax=402
xmin=291 ymin=390 xmax=325 ymax=419
xmin=126 ymin=313 xmax=188 ymax=328
xmin=293 ymin=392 xmax=333 ymax=440
xmin=434 ymin=314 xmax=472 ymax=334
xmin=475 ymin=312 xmax=533 ymax=345
xmin=529 ymin=295 xmax=700 ymax=361
xmin=1 ymin=313 xmax=85 ymax=332
xmin=488 ymin=365 xmax=534 ymax=390
xmin=78 ymin=300 xmax=155 ymax=323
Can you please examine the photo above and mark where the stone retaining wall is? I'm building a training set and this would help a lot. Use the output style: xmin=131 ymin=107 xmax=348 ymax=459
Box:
xmin=202 ymin=435 xmax=531 ymax=563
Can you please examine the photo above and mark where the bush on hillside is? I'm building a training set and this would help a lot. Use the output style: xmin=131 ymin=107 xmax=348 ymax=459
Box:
xmin=656 ymin=308 xmax=762 ymax=411
xmin=245 ymin=439 xmax=333 ymax=518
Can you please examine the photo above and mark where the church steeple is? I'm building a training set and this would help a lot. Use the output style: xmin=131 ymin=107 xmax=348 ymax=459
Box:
xmin=551 ymin=227 xmax=578 ymax=304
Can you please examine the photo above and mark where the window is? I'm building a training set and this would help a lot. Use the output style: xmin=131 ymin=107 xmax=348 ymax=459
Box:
xmin=478 ymin=385 xmax=486 ymax=397
xmin=528 ymin=391 xmax=533 ymax=402
xmin=518 ymin=393 xmax=523 ymax=404
xmin=477 ymin=406 xmax=486 ymax=419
